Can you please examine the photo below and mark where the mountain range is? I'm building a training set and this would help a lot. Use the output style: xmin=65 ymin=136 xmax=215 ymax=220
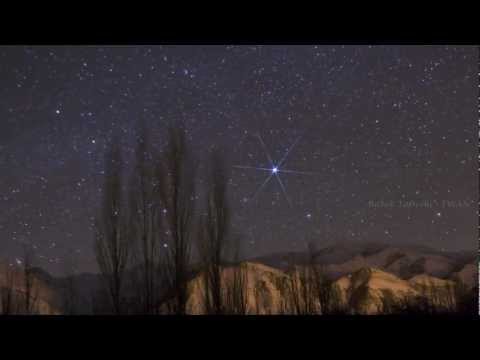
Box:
xmin=0 ymin=242 xmax=477 ymax=315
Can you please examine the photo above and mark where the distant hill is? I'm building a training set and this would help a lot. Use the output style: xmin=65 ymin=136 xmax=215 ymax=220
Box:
xmin=251 ymin=242 xmax=477 ymax=283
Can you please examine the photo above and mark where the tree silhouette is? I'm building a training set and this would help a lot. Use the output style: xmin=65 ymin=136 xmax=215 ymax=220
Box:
xmin=1 ymin=264 xmax=16 ymax=315
xmin=62 ymin=249 xmax=79 ymax=315
xmin=198 ymin=148 xmax=231 ymax=314
xmin=94 ymin=137 xmax=130 ymax=314
xmin=224 ymin=236 xmax=249 ymax=315
xmin=158 ymin=125 xmax=196 ymax=315
xmin=128 ymin=121 xmax=164 ymax=314
xmin=22 ymin=244 xmax=38 ymax=314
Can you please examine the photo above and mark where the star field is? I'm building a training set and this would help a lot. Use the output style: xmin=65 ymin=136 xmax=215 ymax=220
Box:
xmin=0 ymin=45 xmax=477 ymax=274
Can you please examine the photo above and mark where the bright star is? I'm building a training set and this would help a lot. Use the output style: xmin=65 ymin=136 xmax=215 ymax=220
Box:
xmin=234 ymin=132 xmax=318 ymax=207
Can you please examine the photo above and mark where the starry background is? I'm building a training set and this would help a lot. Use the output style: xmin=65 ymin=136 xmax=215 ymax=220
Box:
xmin=0 ymin=45 xmax=477 ymax=275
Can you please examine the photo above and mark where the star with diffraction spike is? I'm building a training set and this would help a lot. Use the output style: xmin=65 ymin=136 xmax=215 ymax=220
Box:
xmin=234 ymin=133 xmax=318 ymax=207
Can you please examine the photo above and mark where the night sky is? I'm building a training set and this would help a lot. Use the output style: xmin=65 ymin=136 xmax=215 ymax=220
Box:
xmin=0 ymin=45 xmax=477 ymax=275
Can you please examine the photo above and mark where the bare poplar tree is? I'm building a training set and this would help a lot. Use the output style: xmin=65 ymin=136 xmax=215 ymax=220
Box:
xmin=129 ymin=121 xmax=163 ymax=314
xmin=62 ymin=249 xmax=79 ymax=315
xmin=284 ymin=252 xmax=314 ymax=314
xmin=224 ymin=235 xmax=249 ymax=315
xmin=22 ymin=244 xmax=38 ymax=314
xmin=1 ymin=264 xmax=16 ymax=315
xmin=94 ymin=137 xmax=130 ymax=314
xmin=158 ymin=125 xmax=196 ymax=315
xmin=306 ymin=243 xmax=344 ymax=314
xmin=197 ymin=148 xmax=230 ymax=314
xmin=295 ymin=265 xmax=316 ymax=314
